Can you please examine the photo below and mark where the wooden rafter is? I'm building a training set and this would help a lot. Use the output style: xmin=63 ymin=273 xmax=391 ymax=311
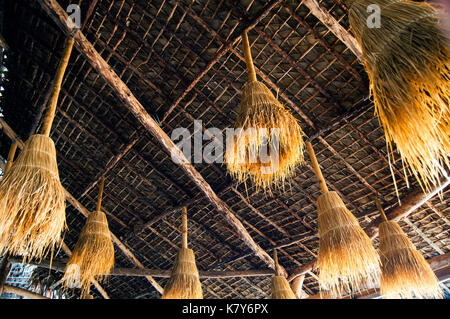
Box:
xmin=301 ymin=0 xmax=362 ymax=60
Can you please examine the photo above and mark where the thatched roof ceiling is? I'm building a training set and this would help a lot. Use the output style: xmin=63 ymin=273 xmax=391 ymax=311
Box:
xmin=0 ymin=0 xmax=448 ymax=299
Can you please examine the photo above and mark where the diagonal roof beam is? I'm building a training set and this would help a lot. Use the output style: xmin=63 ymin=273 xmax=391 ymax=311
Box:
xmin=301 ymin=0 xmax=362 ymax=60
xmin=37 ymin=0 xmax=286 ymax=277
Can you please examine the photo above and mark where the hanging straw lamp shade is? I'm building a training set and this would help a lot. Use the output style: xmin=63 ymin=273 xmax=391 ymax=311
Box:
xmin=271 ymin=250 xmax=296 ymax=299
xmin=0 ymin=37 xmax=74 ymax=261
xmin=376 ymin=199 xmax=443 ymax=299
xmin=161 ymin=206 xmax=203 ymax=299
xmin=347 ymin=0 xmax=449 ymax=190
xmin=62 ymin=177 xmax=114 ymax=296
xmin=306 ymin=142 xmax=380 ymax=297
xmin=226 ymin=31 xmax=304 ymax=191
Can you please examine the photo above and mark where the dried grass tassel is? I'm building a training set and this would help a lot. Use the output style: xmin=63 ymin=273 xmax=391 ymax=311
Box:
xmin=306 ymin=142 xmax=380 ymax=297
xmin=161 ymin=206 xmax=203 ymax=299
xmin=0 ymin=38 xmax=74 ymax=261
xmin=376 ymin=199 xmax=443 ymax=299
xmin=271 ymin=250 xmax=296 ymax=299
xmin=226 ymin=31 xmax=304 ymax=192
xmin=348 ymin=0 xmax=450 ymax=190
xmin=62 ymin=177 xmax=114 ymax=296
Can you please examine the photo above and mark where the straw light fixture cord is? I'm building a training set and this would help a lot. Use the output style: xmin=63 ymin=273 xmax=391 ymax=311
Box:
xmin=62 ymin=176 xmax=114 ymax=296
xmin=226 ymin=31 xmax=305 ymax=192
xmin=347 ymin=0 xmax=449 ymax=191
xmin=0 ymin=37 xmax=74 ymax=261
xmin=271 ymin=250 xmax=296 ymax=299
xmin=161 ymin=206 xmax=203 ymax=299
xmin=376 ymin=198 xmax=443 ymax=299
xmin=306 ymin=142 xmax=380 ymax=297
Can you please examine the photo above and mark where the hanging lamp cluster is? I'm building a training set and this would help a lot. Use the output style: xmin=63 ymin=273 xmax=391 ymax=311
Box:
xmin=0 ymin=0 xmax=447 ymax=300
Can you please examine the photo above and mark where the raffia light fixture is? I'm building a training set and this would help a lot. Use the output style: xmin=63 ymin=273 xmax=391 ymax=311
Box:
xmin=226 ymin=31 xmax=304 ymax=192
xmin=0 ymin=38 xmax=74 ymax=260
xmin=348 ymin=0 xmax=450 ymax=191
xmin=306 ymin=142 xmax=380 ymax=296
xmin=376 ymin=199 xmax=443 ymax=299
xmin=271 ymin=250 xmax=296 ymax=299
xmin=161 ymin=206 xmax=203 ymax=299
xmin=62 ymin=177 xmax=114 ymax=297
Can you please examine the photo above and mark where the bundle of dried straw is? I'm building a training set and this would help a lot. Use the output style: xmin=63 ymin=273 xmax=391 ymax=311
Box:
xmin=226 ymin=32 xmax=304 ymax=191
xmin=348 ymin=0 xmax=449 ymax=190
xmin=162 ymin=206 xmax=203 ymax=299
xmin=271 ymin=250 xmax=296 ymax=299
xmin=0 ymin=38 xmax=74 ymax=261
xmin=376 ymin=199 xmax=443 ymax=299
xmin=62 ymin=177 xmax=114 ymax=296
xmin=306 ymin=142 xmax=380 ymax=297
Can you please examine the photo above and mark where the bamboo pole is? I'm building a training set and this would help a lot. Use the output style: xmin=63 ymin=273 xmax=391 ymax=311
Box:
xmin=181 ymin=206 xmax=188 ymax=249
xmin=306 ymin=142 xmax=328 ymax=193
xmin=242 ymin=32 xmax=257 ymax=82
xmin=41 ymin=37 xmax=74 ymax=137
xmin=96 ymin=176 xmax=105 ymax=212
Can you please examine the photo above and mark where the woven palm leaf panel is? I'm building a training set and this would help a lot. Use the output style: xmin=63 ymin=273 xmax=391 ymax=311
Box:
xmin=0 ymin=0 xmax=448 ymax=298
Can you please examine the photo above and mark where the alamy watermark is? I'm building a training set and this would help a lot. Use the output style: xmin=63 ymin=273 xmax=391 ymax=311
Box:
xmin=366 ymin=4 xmax=381 ymax=29
xmin=67 ymin=4 xmax=81 ymax=29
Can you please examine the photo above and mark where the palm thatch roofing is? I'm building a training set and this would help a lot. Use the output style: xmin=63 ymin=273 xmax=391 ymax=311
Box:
xmin=0 ymin=0 xmax=448 ymax=299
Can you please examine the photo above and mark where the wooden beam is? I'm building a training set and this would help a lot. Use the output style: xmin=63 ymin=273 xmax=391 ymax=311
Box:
xmin=364 ymin=179 xmax=450 ymax=240
xmin=0 ymin=117 xmax=163 ymax=294
xmin=301 ymin=0 xmax=362 ymax=60
xmin=37 ymin=0 xmax=286 ymax=277
xmin=3 ymin=285 xmax=49 ymax=299
xmin=288 ymin=180 xmax=450 ymax=281
xmin=9 ymin=257 xmax=275 ymax=279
